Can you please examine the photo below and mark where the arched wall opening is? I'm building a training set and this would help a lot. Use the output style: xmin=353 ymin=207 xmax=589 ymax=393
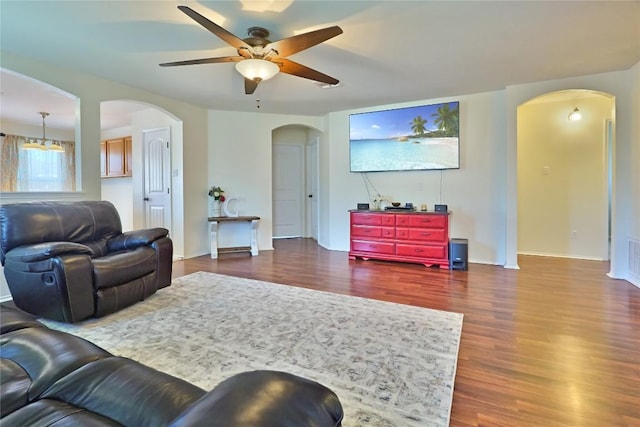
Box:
xmin=0 ymin=68 xmax=80 ymax=193
xmin=100 ymin=99 xmax=185 ymax=259
xmin=517 ymin=89 xmax=615 ymax=261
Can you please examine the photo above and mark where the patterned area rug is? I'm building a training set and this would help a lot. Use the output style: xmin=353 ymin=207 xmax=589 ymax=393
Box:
xmin=42 ymin=272 xmax=463 ymax=427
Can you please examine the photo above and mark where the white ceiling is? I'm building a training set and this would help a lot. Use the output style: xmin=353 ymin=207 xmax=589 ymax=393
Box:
xmin=1 ymin=1 xmax=638 ymax=130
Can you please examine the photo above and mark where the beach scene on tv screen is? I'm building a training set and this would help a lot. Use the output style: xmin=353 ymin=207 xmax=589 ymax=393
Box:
xmin=350 ymin=101 xmax=459 ymax=172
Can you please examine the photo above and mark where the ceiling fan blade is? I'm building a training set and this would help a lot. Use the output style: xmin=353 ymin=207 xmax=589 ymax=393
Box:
xmin=268 ymin=26 xmax=343 ymax=58
xmin=178 ymin=6 xmax=250 ymax=51
xmin=277 ymin=58 xmax=339 ymax=85
xmin=245 ymin=78 xmax=259 ymax=95
xmin=160 ymin=56 xmax=243 ymax=67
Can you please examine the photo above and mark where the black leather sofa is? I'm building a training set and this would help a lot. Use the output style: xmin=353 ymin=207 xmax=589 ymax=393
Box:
xmin=0 ymin=305 xmax=344 ymax=426
xmin=0 ymin=201 xmax=173 ymax=322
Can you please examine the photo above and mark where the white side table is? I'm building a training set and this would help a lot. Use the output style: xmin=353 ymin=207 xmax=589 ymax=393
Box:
xmin=208 ymin=216 xmax=260 ymax=259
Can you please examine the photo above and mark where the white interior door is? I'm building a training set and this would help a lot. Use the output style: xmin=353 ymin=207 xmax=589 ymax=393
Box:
xmin=306 ymin=137 xmax=319 ymax=240
xmin=143 ymin=128 xmax=171 ymax=232
xmin=273 ymin=143 xmax=304 ymax=238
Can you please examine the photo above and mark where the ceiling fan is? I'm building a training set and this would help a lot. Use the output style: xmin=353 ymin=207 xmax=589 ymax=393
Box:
xmin=160 ymin=6 xmax=343 ymax=95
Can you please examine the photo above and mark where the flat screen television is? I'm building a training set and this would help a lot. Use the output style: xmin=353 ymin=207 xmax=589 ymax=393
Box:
xmin=349 ymin=101 xmax=459 ymax=172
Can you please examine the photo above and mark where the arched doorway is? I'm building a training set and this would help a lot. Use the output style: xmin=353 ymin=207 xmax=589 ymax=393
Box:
xmin=517 ymin=89 xmax=615 ymax=260
xmin=271 ymin=124 xmax=320 ymax=241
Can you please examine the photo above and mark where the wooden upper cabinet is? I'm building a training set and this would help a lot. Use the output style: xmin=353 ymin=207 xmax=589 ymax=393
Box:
xmin=107 ymin=138 xmax=125 ymax=176
xmin=124 ymin=136 xmax=132 ymax=177
xmin=101 ymin=136 xmax=132 ymax=178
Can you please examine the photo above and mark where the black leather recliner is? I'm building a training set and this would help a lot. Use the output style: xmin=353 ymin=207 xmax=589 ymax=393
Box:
xmin=0 ymin=201 xmax=173 ymax=322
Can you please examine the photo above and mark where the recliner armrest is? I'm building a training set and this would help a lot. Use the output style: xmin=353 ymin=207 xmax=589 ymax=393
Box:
xmin=107 ymin=228 xmax=169 ymax=252
xmin=4 ymin=242 xmax=93 ymax=263
xmin=170 ymin=370 xmax=344 ymax=427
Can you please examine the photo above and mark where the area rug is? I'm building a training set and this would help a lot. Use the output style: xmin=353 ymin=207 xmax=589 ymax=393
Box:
xmin=42 ymin=271 xmax=463 ymax=427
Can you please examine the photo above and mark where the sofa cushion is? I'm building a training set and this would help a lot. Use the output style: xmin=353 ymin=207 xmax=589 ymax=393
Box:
xmin=1 ymin=399 xmax=121 ymax=427
xmin=0 ymin=359 xmax=31 ymax=417
xmin=41 ymin=357 xmax=205 ymax=427
xmin=92 ymin=247 xmax=156 ymax=289
xmin=0 ymin=327 xmax=111 ymax=401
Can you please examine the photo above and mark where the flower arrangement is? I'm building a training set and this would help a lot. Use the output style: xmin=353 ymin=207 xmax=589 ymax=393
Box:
xmin=208 ymin=186 xmax=225 ymax=202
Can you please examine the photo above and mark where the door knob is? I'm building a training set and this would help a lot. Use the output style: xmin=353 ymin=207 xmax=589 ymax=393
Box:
xmin=143 ymin=197 xmax=150 ymax=201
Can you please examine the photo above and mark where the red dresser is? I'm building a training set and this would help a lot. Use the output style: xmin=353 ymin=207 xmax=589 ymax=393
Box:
xmin=349 ymin=210 xmax=450 ymax=268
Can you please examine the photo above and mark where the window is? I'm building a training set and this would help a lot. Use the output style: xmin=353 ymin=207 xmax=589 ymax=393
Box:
xmin=1 ymin=134 xmax=76 ymax=192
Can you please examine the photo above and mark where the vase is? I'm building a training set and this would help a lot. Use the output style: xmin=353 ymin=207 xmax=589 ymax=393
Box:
xmin=210 ymin=199 xmax=222 ymax=217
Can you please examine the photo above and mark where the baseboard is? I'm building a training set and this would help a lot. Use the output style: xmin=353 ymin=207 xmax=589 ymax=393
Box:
xmin=518 ymin=251 xmax=605 ymax=261
xmin=626 ymin=274 xmax=640 ymax=288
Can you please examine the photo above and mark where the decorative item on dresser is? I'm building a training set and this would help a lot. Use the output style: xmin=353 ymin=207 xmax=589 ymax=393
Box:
xmin=349 ymin=209 xmax=450 ymax=268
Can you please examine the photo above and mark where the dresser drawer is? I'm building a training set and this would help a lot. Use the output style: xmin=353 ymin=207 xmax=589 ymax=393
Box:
xmin=351 ymin=225 xmax=395 ymax=238
xmin=351 ymin=212 xmax=386 ymax=226
xmin=395 ymin=215 xmax=411 ymax=226
xmin=396 ymin=228 xmax=410 ymax=239
xmin=380 ymin=227 xmax=395 ymax=238
xmin=404 ymin=228 xmax=446 ymax=242
xmin=408 ymin=215 xmax=447 ymax=229
xmin=351 ymin=240 xmax=395 ymax=255
xmin=351 ymin=225 xmax=382 ymax=238
xmin=396 ymin=243 xmax=447 ymax=259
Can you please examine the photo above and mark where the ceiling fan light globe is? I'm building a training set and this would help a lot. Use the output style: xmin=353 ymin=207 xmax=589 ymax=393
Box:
xmin=235 ymin=59 xmax=279 ymax=81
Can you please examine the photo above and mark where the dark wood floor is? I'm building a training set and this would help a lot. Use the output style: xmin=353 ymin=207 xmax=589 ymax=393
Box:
xmin=173 ymin=238 xmax=640 ymax=427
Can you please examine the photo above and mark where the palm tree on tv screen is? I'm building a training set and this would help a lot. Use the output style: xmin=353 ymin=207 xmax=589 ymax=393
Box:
xmin=432 ymin=104 xmax=459 ymax=137
xmin=410 ymin=115 xmax=427 ymax=136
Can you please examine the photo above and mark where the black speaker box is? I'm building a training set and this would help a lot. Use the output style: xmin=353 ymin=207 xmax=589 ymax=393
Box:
xmin=449 ymin=238 xmax=468 ymax=271
xmin=434 ymin=204 xmax=448 ymax=212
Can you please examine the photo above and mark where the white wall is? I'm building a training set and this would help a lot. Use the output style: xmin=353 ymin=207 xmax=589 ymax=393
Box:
xmin=205 ymin=64 xmax=638 ymax=275
xmin=518 ymin=94 xmax=613 ymax=259
xmin=629 ymin=61 xmax=640 ymax=287
xmin=324 ymin=92 xmax=508 ymax=264
xmin=207 ymin=111 xmax=323 ymax=253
